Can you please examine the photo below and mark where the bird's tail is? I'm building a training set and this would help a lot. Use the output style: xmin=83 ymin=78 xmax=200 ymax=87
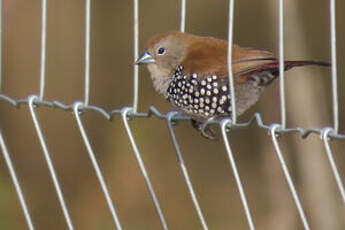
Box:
xmin=282 ymin=60 xmax=331 ymax=70
xmin=242 ymin=59 xmax=330 ymax=86
xmin=252 ymin=60 xmax=330 ymax=75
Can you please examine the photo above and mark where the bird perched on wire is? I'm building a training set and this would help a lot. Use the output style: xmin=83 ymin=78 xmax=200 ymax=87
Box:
xmin=136 ymin=31 xmax=330 ymax=139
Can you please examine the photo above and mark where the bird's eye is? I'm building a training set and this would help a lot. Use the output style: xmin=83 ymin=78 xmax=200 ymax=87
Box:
xmin=157 ymin=47 xmax=166 ymax=55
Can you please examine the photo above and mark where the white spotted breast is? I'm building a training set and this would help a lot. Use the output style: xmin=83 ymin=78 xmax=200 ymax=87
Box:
xmin=166 ymin=66 xmax=232 ymax=118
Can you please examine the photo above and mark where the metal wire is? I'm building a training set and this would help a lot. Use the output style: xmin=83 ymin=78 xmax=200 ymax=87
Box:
xmin=28 ymin=95 xmax=75 ymax=230
xmin=180 ymin=0 xmax=186 ymax=32
xmin=0 ymin=94 xmax=343 ymax=229
xmin=133 ymin=0 xmax=139 ymax=113
xmin=84 ymin=0 xmax=91 ymax=106
xmin=0 ymin=0 xmax=2 ymax=92
xmin=73 ymin=102 xmax=122 ymax=230
xmin=221 ymin=119 xmax=255 ymax=230
xmin=121 ymin=107 xmax=169 ymax=230
xmin=0 ymin=130 xmax=35 ymax=230
xmin=278 ymin=0 xmax=286 ymax=129
xmin=321 ymin=128 xmax=345 ymax=204
xmin=0 ymin=94 xmax=344 ymax=140
xmin=270 ymin=124 xmax=310 ymax=230
xmin=39 ymin=0 xmax=47 ymax=100
xmin=227 ymin=0 xmax=236 ymax=124
xmin=166 ymin=112 xmax=209 ymax=230
xmin=329 ymin=0 xmax=339 ymax=134
xmin=0 ymin=93 xmax=342 ymax=228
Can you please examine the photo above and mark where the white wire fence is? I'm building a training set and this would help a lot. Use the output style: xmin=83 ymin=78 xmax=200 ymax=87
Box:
xmin=0 ymin=0 xmax=343 ymax=229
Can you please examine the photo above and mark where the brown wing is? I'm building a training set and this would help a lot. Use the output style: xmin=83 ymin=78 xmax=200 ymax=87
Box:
xmin=179 ymin=33 xmax=329 ymax=84
xmin=180 ymin=35 xmax=276 ymax=80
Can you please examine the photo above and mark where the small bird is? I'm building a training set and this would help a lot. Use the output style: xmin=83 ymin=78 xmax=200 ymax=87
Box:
xmin=136 ymin=31 xmax=330 ymax=139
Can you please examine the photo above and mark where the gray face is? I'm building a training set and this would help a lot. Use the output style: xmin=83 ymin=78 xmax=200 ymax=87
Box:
xmin=136 ymin=36 xmax=188 ymax=95
xmin=146 ymin=36 xmax=187 ymax=77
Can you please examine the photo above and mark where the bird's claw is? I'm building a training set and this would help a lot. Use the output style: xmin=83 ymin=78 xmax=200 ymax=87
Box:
xmin=200 ymin=124 xmax=217 ymax=140
xmin=191 ymin=118 xmax=217 ymax=140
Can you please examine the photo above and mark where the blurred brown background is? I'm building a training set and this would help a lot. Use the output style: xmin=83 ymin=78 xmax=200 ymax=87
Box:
xmin=0 ymin=0 xmax=344 ymax=229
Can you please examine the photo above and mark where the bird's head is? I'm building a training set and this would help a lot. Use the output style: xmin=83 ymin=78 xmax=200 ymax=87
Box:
xmin=136 ymin=31 xmax=191 ymax=94
xmin=136 ymin=32 xmax=188 ymax=77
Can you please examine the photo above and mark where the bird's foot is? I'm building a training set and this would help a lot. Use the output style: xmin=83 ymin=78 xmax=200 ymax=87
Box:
xmin=191 ymin=118 xmax=217 ymax=140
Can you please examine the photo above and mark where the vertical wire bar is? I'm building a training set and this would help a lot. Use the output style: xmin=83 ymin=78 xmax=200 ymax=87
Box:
xmin=166 ymin=112 xmax=208 ymax=230
xmin=132 ymin=0 xmax=139 ymax=113
xmin=329 ymin=0 xmax=339 ymax=134
xmin=180 ymin=0 xmax=186 ymax=32
xmin=0 ymin=0 xmax=2 ymax=92
xmin=270 ymin=124 xmax=310 ymax=230
xmin=73 ymin=103 xmax=123 ymax=229
xmin=0 ymin=130 xmax=35 ymax=230
xmin=227 ymin=0 xmax=236 ymax=124
xmin=39 ymin=0 xmax=47 ymax=100
xmin=278 ymin=0 xmax=286 ymax=129
xmin=84 ymin=0 xmax=91 ymax=106
xmin=121 ymin=107 xmax=168 ymax=230
xmin=28 ymin=95 xmax=74 ymax=230
xmin=221 ymin=120 xmax=255 ymax=230
xmin=322 ymin=128 xmax=345 ymax=203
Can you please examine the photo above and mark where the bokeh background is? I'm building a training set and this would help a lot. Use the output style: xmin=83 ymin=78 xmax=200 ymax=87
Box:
xmin=0 ymin=0 xmax=344 ymax=229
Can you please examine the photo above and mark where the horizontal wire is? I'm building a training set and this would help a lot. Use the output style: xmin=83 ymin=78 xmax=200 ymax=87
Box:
xmin=0 ymin=94 xmax=344 ymax=140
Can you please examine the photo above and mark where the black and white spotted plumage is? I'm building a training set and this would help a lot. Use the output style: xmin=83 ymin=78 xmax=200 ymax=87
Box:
xmin=166 ymin=65 xmax=233 ymax=119
xmin=165 ymin=64 xmax=283 ymax=121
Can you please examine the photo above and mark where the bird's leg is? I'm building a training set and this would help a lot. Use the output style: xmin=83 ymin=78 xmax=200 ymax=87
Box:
xmin=190 ymin=119 xmax=202 ymax=131
xmin=191 ymin=117 xmax=217 ymax=140
xmin=200 ymin=117 xmax=217 ymax=140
